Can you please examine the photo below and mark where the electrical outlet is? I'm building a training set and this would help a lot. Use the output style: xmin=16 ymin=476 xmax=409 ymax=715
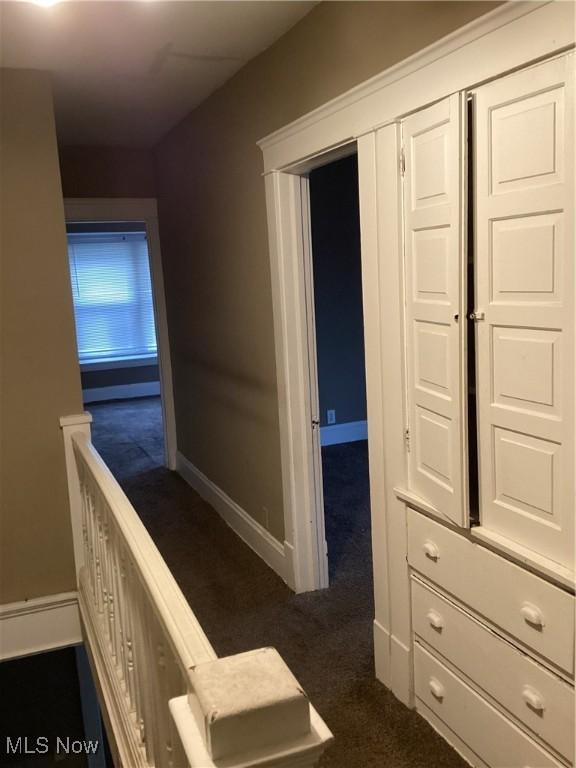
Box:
xmin=327 ymin=409 xmax=336 ymax=425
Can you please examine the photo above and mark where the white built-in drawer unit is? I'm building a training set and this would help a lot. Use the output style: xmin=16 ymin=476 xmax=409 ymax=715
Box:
xmin=412 ymin=577 xmax=575 ymax=761
xmin=407 ymin=509 xmax=575 ymax=675
xmin=414 ymin=643 xmax=565 ymax=768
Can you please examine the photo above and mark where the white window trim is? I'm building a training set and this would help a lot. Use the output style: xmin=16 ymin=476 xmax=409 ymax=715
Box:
xmin=64 ymin=198 xmax=177 ymax=470
xmin=80 ymin=355 xmax=159 ymax=373
xmin=259 ymin=0 xmax=574 ymax=708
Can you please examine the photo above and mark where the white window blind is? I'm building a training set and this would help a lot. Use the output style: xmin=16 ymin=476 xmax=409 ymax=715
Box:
xmin=67 ymin=232 xmax=157 ymax=364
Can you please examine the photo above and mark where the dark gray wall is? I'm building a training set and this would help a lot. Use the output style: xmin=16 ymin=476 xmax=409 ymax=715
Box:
xmin=81 ymin=364 xmax=159 ymax=390
xmin=310 ymin=155 xmax=366 ymax=427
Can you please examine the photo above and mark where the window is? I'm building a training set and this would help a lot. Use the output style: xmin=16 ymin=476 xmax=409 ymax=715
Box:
xmin=67 ymin=230 xmax=157 ymax=365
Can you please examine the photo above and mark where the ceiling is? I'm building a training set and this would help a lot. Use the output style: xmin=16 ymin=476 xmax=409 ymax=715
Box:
xmin=0 ymin=0 xmax=317 ymax=147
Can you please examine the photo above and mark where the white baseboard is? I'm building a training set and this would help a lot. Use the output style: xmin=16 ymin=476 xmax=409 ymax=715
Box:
xmin=283 ymin=541 xmax=296 ymax=591
xmin=83 ymin=381 xmax=160 ymax=404
xmin=0 ymin=592 xmax=81 ymax=661
xmin=320 ymin=420 xmax=367 ymax=446
xmin=390 ymin=634 xmax=413 ymax=707
xmin=373 ymin=619 xmax=391 ymax=688
xmin=176 ymin=452 xmax=287 ymax=584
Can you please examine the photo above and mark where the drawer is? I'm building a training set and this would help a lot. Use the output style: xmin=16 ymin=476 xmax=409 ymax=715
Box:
xmin=412 ymin=577 xmax=575 ymax=761
xmin=414 ymin=643 xmax=565 ymax=768
xmin=407 ymin=509 xmax=575 ymax=674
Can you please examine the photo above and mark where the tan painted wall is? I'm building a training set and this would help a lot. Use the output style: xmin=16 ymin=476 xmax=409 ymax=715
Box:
xmin=155 ymin=1 xmax=500 ymax=542
xmin=0 ymin=69 xmax=83 ymax=604
xmin=59 ymin=146 xmax=156 ymax=199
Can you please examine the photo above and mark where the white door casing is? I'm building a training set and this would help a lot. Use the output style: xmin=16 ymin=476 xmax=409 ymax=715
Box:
xmin=474 ymin=54 xmax=575 ymax=570
xmin=300 ymin=176 xmax=330 ymax=588
xmin=402 ymin=94 xmax=468 ymax=527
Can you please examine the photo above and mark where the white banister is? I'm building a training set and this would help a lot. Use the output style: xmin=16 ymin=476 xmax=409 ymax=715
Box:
xmin=60 ymin=416 xmax=332 ymax=767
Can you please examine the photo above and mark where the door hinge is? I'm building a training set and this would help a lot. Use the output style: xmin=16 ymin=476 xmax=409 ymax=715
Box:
xmin=400 ymin=147 xmax=406 ymax=176
xmin=405 ymin=427 xmax=411 ymax=452
xmin=312 ymin=418 xmax=320 ymax=429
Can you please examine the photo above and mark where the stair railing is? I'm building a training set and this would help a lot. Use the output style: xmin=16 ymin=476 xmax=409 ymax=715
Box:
xmin=61 ymin=414 xmax=332 ymax=768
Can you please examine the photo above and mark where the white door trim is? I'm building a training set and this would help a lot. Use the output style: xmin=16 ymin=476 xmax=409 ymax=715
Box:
xmin=264 ymin=173 xmax=325 ymax=592
xmin=299 ymin=176 xmax=329 ymax=589
xmin=64 ymin=197 xmax=177 ymax=470
xmin=258 ymin=2 xmax=573 ymax=172
xmin=259 ymin=0 xmax=573 ymax=634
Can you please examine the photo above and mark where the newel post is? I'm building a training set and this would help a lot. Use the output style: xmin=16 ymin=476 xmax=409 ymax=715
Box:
xmin=60 ymin=413 xmax=93 ymax=581
xmin=170 ymin=647 xmax=333 ymax=767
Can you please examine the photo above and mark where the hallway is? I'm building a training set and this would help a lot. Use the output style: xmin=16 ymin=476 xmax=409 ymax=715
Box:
xmin=90 ymin=398 xmax=466 ymax=768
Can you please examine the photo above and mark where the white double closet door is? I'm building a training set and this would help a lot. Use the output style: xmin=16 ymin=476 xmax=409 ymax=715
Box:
xmin=401 ymin=52 xmax=574 ymax=571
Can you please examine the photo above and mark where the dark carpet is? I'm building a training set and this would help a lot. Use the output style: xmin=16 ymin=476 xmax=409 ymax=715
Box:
xmin=89 ymin=397 xmax=165 ymax=480
xmin=89 ymin=398 xmax=466 ymax=768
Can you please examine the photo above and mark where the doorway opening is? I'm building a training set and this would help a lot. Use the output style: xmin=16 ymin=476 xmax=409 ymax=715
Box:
xmin=65 ymin=200 xmax=176 ymax=484
xmin=306 ymin=154 xmax=372 ymax=587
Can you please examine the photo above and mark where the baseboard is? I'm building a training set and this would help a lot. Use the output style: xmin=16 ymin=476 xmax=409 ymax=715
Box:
xmin=320 ymin=420 xmax=367 ymax=446
xmin=0 ymin=592 xmax=81 ymax=661
xmin=373 ymin=619 xmax=391 ymax=688
xmin=283 ymin=541 xmax=296 ymax=591
xmin=83 ymin=381 xmax=160 ymax=404
xmin=390 ymin=634 xmax=413 ymax=707
xmin=176 ymin=452 xmax=287 ymax=584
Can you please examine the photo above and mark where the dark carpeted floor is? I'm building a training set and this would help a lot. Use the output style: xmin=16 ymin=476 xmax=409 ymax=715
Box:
xmin=89 ymin=397 xmax=466 ymax=768
xmin=89 ymin=397 xmax=165 ymax=480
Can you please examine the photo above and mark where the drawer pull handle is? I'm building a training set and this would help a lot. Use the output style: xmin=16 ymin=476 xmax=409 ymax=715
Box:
xmin=522 ymin=686 xmax=545 ymax=714
xmin=426 ymin=610 xmax=444 ymax=632
xmin=423 ymin=540 xmax=440 ymax=561
xmin=429 ymin=677 xmax=445 ymax=701
xmin=521 ymin=603 xmax=545 ymax=630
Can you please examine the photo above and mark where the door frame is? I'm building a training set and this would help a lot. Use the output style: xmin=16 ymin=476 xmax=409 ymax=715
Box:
xmin=64 ymin=197 xmax=177 ymax=471
xmin=299 ymin=175 xmax=329 ymax=590
xmin=264 ymin=140 xmax=381 ymax=596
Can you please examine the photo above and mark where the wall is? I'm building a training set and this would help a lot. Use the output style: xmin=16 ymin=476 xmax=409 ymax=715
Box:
xmin=154 ymin=2 xmax=501 ymax=542
xmin=59 ymin=146 xmax=156 ymax=199
xmin=310 ymin=155 xmax=366 ymax=428
xmin=0 ymin=69 xmax=83 ymax=604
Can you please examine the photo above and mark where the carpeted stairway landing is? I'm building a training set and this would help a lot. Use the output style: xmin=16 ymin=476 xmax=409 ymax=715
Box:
xmin=89 ymin=398 xmax=467 ymax=768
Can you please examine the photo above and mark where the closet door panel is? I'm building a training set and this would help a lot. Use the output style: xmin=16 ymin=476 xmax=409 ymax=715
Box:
xmin=402 ymin=95 xmax=467 ymax=526
xmin=474 ymin=54 xmax=574 ymax=570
